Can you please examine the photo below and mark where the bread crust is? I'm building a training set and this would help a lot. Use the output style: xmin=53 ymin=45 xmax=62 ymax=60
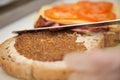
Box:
xmin=0 ymin=37 xmax=73 ymax=80
xmin=0 ymin=31 xmax=119 ymax=80
xmin=0 ymin=31 xmax=105 ymax=80
xmin=0 ymin=38 xmax=33 ymax=80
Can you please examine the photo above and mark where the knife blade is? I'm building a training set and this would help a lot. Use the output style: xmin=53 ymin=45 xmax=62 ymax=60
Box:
xmin=12 ymin=19 xmax=120 ymax=34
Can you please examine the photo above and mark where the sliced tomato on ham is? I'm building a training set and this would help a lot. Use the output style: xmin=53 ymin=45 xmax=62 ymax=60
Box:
xmin=45 ymin=8 xmax=80 ymax=20
xmin=44 ymin=1 xmax=116 ymax=22
xmin=76 ymin=1 xmax=113 ymax=13
xmin=76 ymin=11 xmax=116 ymax=22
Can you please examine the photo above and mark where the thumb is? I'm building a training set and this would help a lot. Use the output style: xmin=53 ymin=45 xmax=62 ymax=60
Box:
xmin=64 ymin=48 xmax=120 ymax=73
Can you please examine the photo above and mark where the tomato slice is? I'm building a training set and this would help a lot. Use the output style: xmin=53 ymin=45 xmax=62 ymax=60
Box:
xmin=45 ymin=9 xmax=79 ymax=20
xmin=44 ymin=1 xmax=116 ymax=22
xmin=76 ymin=1 xmax=113 ymax=13
xmin=44 ymin=4 xmax=80 ymax=20
xmin=77 ymin=11 xmax=116 ymax=22
xmin=53 ymin=4 xmax=74 ymax=11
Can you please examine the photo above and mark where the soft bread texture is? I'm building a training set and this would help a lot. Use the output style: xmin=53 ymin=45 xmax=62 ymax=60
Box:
xmin=104 ymin=32 xmax=120 ymax=47
xmin=0 ymin=32 xmax=105 ymax=80
xmin=76 ymin=33 xmax=104 ymax=50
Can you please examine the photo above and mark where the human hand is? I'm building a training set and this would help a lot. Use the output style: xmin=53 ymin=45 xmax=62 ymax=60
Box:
xmin=64 ymin=48 xmax=120 ymax=80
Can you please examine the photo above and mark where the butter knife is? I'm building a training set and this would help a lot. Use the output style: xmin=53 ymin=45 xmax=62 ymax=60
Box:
xmin=12 ymin=19 xmax=120 ymax=34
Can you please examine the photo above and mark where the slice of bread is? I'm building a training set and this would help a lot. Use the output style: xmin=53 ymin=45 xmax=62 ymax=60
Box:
xmin=0 ymin=31 xmax=105 ymax=80
xmin=104 ymin=32 xmax=120 ymax=47
xmin=34 ymin=2 xmax=120 ymax=30
xmin=34 ymin=6 xmax=89 ymax=25
xmin=76 ymin=33 xmax=104 ymax=50
xmin=35 ymin=1 xmax=119 ymax=25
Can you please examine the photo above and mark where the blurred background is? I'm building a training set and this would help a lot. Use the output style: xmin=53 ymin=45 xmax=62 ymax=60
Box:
xmin=0 ymin=0 xmax=119 ymax=28
xmin=0 ymin=0 xmax=55 ymax=28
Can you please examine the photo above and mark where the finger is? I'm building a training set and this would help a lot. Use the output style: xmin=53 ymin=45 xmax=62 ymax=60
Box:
xmin=69 ymin=72 xmax=98 ymax=80
xmin=69 ymin=72 xmax=120 ymax=80
xmin=64 ymin=48 xmax=120 ymax=73
xmin=99 ymin=72 xmax=120 ymax=80
xmin=68 ymin=73 xmax=80 ymax=80
xmin=64 ymin=52 xmax=94 ymax=72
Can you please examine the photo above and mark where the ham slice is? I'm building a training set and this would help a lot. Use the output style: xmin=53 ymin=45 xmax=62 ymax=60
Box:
xmin=34 ymin=16 xmax=110 ymax=34
xmin=34 ymin=16 xmax=62 ymax=28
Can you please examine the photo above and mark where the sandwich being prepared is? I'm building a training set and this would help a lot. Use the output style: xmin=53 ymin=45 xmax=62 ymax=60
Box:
xmin=0 ymin=1 xmax=120 ymax=80
xmin=34 ymin=1 xmax=120 ymax=46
